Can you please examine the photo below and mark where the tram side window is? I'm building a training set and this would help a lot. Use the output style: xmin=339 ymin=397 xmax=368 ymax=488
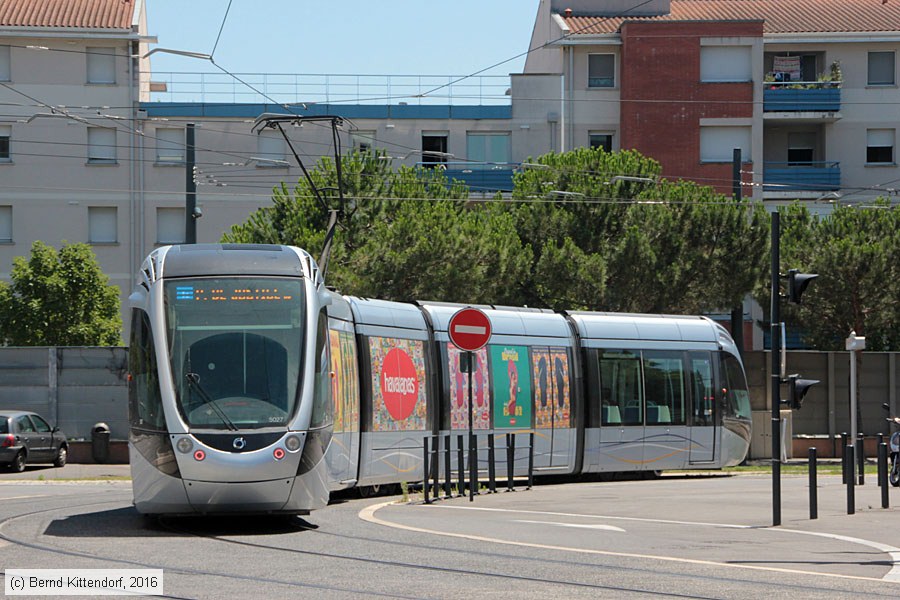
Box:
xmin=689 ymin=352 xmax=715 ymax=427
xmin=598 ymin=350 xmax=642 ymax=426
xmin=721 ymin=353 xmax=751 ymax=420
xmin=642 ymin=351 xmax=685 ymax=425
xmin=310 ymin=311 xmax=333 ymax=429
xmin=128 ymin=309 xmax=165 ymax=430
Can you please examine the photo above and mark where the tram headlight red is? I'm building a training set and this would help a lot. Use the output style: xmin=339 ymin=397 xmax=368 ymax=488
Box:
xmin=176 ymin=437 xmax=193 ymax=454
xmin=273 ymin=447 xmax=286 ymax=460
xmin=193 ymin=449 xmax=206 ymax=461
xmin=284 ymin=435 xmax=301 ymax=452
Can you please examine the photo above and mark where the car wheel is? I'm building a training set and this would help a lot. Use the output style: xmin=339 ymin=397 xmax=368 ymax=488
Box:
xmin=53 ymin=445 xmax=67 ymax=468
xmin=12 ymin=451 xmax=26 ymax=473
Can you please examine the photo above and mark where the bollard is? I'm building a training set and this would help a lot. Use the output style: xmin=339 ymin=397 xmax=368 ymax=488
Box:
xmin=841 ymin=432 xmax=849 ymax=484
xmin=457 ymin=435 xmax=465 ymax=498
xmin=468 ymin=432 xmax=477 ymax=501
xmin=506 ymin=433 xmax=515 ymax=491
xmin=846 ymin=444 xmax=856 ymax=515
xmin=444 ymin=433 xmax=452 ymax=499
xmin=808 ymin=447 xmax=817 ymax=520
xmin=878 ymin=432 xmax=884 ymax=447
xmin=432 ymin=434 xmax=441 ymax=500
xmin=423 ymin=437 xmax=431 ymax=504
xmin=857 ymin=433 xmax=865 ymax=486
xmin=879 ymin=442 xmax=890 ymax=509
xmin=527 ymin=432 xmax=535 ymax=490
xmin=488 ymin=434 xmax=497 ymax=493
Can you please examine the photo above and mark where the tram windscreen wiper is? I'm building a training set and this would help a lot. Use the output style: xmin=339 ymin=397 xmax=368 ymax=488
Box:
xmin=185 ymin=372 xmax=238 ymax=431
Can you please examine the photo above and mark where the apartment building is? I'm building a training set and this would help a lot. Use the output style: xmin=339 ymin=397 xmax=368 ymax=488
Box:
xmin=2 ymin=0 xmax=900 ymax=336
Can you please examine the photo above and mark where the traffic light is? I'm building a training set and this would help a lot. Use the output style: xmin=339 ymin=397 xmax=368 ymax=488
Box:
xmin=786 ymin=374 xmax=819 ymax=409
xmin=787 ymin=269 xmax=818 ymax=304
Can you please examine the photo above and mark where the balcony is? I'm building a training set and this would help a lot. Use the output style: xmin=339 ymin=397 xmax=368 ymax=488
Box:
xmin=418 ymin=162 xmax=516 ymax=194
xmin=763 ymin=161 xmax=840 ymax=194
xmin=763 ymin=82 xmax=841 ymax=116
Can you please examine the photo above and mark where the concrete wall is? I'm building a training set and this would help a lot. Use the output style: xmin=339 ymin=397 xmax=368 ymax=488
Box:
xmin=0 ymin=347 xmax=128 ymax=440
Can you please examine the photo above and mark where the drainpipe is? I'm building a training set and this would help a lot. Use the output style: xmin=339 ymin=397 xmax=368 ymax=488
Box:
xmin=128 ymin=41 xmax=136 ymax=293
xmin=560 ymin=67 xmax=566 ymax=152
xmin=568 ymin=45 xmax=575 ymax=151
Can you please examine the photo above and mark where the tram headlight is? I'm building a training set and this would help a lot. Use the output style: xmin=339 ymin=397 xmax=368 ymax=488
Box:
xmin=176 ymin=437 xmax=194 ymax=454
xmin=285 ymin=435 xmax=301 ymax=452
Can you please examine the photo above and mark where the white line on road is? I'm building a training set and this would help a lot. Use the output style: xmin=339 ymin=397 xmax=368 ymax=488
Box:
xmin=360 ymin=502 xmax=900 ymax=584
xmin=515 ymin=519 xmax=626 ymax=532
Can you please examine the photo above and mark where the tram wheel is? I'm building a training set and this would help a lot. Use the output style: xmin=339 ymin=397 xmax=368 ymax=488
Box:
xmin=359 ymin=484 xmax=382 ymax=498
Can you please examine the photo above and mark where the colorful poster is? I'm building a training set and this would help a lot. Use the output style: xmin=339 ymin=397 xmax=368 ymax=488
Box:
xmin=447 ymin=344 xmax=490 ymax=430
xmin=329 ymin=330 xmax=359 ymax=433
xmin=490 ymin=345 xmax=531 ymax=429
xmin=369 ymin=337 xmax=427 ymax=431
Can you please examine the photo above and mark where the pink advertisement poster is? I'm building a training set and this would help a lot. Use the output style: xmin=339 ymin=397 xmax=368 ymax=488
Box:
xmin=447 ymin=344 xmax=490 ymax=430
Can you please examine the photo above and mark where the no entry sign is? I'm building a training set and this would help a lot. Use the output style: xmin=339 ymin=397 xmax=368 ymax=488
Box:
xmin=448 ymin=307 xmax=492 ymax=352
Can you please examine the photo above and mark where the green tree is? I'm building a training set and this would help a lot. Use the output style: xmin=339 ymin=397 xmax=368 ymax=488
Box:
xmin=780 ymin=202 xmax=900 ymax=350
xmin=0 ymin=241 xmax=121 ymax=346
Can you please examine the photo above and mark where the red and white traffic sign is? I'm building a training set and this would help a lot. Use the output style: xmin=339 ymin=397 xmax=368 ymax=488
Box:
xmin=448 ymin=307 xmax=492 ymax=352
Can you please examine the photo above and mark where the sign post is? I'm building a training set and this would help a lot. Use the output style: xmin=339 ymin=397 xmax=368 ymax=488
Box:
xmin=448 ymin=308 xmax=492 ymax=502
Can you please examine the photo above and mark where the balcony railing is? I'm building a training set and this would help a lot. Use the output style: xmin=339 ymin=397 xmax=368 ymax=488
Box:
xmin=146 ymin=72 xmax=511 ymax=106
xmin=417 ymin=162 xmax=517 ymax=193
xmin=763 ymin=82 xmax=841 ymax=112
xmin=763 ymin=161 xmax=841 ymax=192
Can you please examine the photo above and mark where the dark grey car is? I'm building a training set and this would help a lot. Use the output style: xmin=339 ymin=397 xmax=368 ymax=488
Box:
xmin=0 ymin=411 xmax=68 ymax=472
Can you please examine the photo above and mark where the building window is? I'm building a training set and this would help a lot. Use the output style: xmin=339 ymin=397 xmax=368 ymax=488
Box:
xmin=589 ymin=133 xmax=613 ymax=152
xmin=256 ymin=130 xmax=286 ymax=166
xmin=156 ymin=128 xmax=184 ymax=163
xmin=868 ymin=51 xmax=895 ymax=86
xmin=87 ymin=127 xmax=116 ymax=163
xmin=0 ymin=124 xmax=10 ymax=162
xmin=700 ymin=46 xmax=752 ymax=82
xmin=466 ymin=132 xmax=510 ymax=167
xmin=87 ymin=47 xmax=116 ymax=84
xmin=588 ymin=54 xmax=615 ymax=88
xmin=787 ymin=132 xmax=816 ymax=166
xmin=88 ymin=207 xmax=117 ymax=243
xmin=351 ymin=130 xmax=376 ymax=152
xmin=867 ymin=129 xmax=894 ymax=164
xmin=422 ymin=132 xmax=448 ymax=166
xmin=157 ymin=207 xmax=184 ymax=244
xmin=0 ymin=45 xmax=9 ymax=81
xmin=699 ymin=126 xmax=751 ymax=163
xmin=0 ymin=206 xmax=10 ymax=242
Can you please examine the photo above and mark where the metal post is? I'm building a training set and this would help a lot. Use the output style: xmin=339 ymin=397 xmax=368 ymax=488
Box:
xmin=457 ymin=434 xmax=464 ymax=497
xmin=488 ymin=434 xmax=496 ymax=493
xmin=184 ymin=123 xmax=197 ymax=244
xmin=423 ymin=436 xmax=431 ymax=504
xmin=506 ymin=433 xmax=515 ymax=491
xmin=731 ymin=148 xmax=744 ymax=357
xmin=879 ymin=442 xmax=890 ymax=509
xmin=841 ymin=432 xmax=849 ymax=484
xmin=467 ymin=351 xmax=475 ymax=502
xmin=808 ymin=447 xmax=817 ymax=520
xmin=527 ymin=432 xmax=535 ymax=490
xmin=444 ymin=433 xmax=452 ymax=499
xmin=846 ymin=444 xmax=856 ymax=515
xmin=432 ymin=434 xmax=441 ymax=499
xmin=857 ymin=433 xmax=865 ymax=486
xmin=770 ymin=211 xmax=782 ymax=526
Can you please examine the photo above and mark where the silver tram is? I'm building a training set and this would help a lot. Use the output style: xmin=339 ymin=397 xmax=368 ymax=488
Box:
xmin=128 ymin=244 xmax=751 ymax=515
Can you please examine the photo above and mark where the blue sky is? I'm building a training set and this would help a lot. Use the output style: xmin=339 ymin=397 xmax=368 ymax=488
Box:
xmin=146 ymin=1 xmax=542 ymax=76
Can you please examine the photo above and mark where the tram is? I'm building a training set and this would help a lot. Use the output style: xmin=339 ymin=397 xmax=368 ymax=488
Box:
xmin=128 ymin=244 xmax=751 ymax=515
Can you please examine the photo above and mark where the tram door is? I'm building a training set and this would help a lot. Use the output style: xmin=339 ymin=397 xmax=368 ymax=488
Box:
xmin=688 ymin=351 xmax=716 ymax=463
xmin=329 ymin=328 xmax=360 ymax=485
xmin=532 ymin=347 xmax=572 ymax=467
xmin=598 ymin=350 xmax=645 ymax=468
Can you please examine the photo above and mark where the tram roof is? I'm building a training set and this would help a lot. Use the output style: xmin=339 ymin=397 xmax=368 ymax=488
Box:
xmin=567 ymin=312 xmax=722 ymax=343
xmin=159 ymin=244 xmax=311 ymax=279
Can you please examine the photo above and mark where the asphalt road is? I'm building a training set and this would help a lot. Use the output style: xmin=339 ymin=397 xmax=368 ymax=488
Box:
xmin=1 ymin=468 xmax=899 ymax=599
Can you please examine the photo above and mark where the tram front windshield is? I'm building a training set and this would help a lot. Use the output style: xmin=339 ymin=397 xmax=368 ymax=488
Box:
xmin=164 ymin=277 xmax=306 ymax=430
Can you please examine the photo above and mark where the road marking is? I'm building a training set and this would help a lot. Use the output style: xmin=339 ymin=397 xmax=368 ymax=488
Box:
xmin=0 ymin=495 xmax=47 ymax=501
xmin=777 ymin=528 xmax=900 ymax=582
xmin=515 ymin=519 xmax=626 ymax=532
xmin=360 ymin=502 xmax=899 ymax=584
xmin=434 ymin=504 xmax=752 ymax=529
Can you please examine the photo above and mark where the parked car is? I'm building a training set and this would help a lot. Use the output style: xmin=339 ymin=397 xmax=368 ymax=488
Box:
xmin=0 ymin=411 xmax=68 ymax=472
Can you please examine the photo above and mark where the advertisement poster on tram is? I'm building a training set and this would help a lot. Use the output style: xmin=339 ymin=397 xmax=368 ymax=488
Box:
xmin=369 ymin=337 xmax=427 ymax=431
xmin=490 ymin=345 xmax=531 ymax=429
xmin=447 ymin=344 xmax=490 ymax=430
xmin=330 ymin=330 xmax=359 ymax=433
xmin=532 ymin=347 xmax=571 ymax=429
